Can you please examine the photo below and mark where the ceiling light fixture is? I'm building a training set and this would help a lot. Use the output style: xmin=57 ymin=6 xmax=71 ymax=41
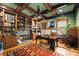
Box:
xmin=38 ymin=16 xmax=41 ymax=19
xmin=59 ymin=9 xmax=62 ymax=12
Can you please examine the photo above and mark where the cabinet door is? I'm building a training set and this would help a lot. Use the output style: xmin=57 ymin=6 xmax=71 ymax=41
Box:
xmin=12 ymin=36 xmax=17 ymax=46
xmin=3 ymin=35 xmax=10 ymax=49
xmin=3 ymin=35 xmax=17 ymax=49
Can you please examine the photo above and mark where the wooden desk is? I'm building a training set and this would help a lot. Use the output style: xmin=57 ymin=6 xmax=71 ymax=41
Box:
xmin=36 ymin=36 xmax=57 ymax=49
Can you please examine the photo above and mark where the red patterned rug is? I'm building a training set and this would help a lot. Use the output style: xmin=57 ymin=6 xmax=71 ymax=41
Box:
xmin=8 ymin=44 xmax=63 ymax=56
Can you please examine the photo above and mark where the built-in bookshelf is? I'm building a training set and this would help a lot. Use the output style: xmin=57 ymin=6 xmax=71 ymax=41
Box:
xmin=0 ymin=16 xmax=2 ymax=33
xmin=15 ymin=18 xmax=32 ymax=40
xmin=25 ymin=18 xmax=32 ymax=39
xmin=4 ymin=14 xmax=15 ymax=34
xmin=32 ymin=20 xmax=41 ymax=34
xmin=0 ymin=9 xmax=4 ymax=33
xmin=36 ymin=22 xmax=41 ymax=33
xmin=0 ymin=8 xmax=32 ymax=40
xmin=17 ymin=16 xmax=25 ymax=31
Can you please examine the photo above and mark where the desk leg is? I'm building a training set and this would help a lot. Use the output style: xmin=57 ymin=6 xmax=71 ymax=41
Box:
xmin=55 ymin=39 xmax=58 ymax=47
xmin=36 ymin=39 xmax=37 ymax=44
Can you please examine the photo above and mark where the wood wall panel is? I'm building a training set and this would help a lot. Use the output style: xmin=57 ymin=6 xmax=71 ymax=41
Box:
xmin=77 ymin=27 xmax=79 ymax=49
xmin=68 ymin=27 xmax=78 ymax=47
xmin=2 ymin=35 xmax=17 ymax=49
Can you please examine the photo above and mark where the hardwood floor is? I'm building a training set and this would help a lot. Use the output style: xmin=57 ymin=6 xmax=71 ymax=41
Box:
xmin=55 ymin=42 xmax=79 ymax=56
xmin=32 ymin=40 xmax=79 ymax=56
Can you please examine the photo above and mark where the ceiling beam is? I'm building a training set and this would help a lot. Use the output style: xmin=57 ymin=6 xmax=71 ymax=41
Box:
xmin=15 ymin=3 xmax=37 ymax=15
xmin=0 ymin=3 xmax=18 ymax=14
xmin=42 ymin=3 xmax=68 ymax=13
xmin=73 ymin=3 xmax=79 ymax=12
xmin=45 ymin=11 xmax=74 ymax=19
xmin=0 ymin=3 xmax=15 ymax=11
xmin=53 ymin=3 xmax=68 ymax=9
xmin=15 ymin=3 xmax=30 ymax=13
xmin=42 ymin=3 xmax=73 ymax=18
xmin=43 ymin=3 xmax=53 ymax=11
xmin=43 ymin=3 xmax=57 ymax=16
xmin=25 ymin=6 xmax=37 ymax=14
xmin=0 ymin=3 xmax=30 ymax=18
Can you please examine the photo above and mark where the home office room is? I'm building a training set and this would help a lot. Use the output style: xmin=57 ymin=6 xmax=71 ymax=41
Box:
xmin=0 ymin=3 xmax=79 ymax=56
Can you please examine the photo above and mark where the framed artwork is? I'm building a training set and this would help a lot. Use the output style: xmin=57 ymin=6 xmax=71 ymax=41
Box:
xmin=5 ymin=14 xmax=14 ymax=22
xmin=48 ymin=20 xmax=55 ymax=28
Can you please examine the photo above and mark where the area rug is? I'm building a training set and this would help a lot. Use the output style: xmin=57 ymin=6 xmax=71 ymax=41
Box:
xmin=7 ymin=44 xmax=63 ymax=56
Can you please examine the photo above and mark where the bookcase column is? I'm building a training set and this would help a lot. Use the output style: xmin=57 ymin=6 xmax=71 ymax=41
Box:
xmin=2 ymin=9 xmax=5 ymax=33
xmin=14 ymin=14 xmax=18 ymax=32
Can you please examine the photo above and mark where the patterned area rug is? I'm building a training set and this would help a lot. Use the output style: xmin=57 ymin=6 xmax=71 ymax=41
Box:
xmin=7 ymin=44 xmax=63 ymax=56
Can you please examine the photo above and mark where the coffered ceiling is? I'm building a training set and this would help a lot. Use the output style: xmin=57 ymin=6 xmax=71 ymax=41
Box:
xmin=0 ymin=3 xmax=79 ymax=19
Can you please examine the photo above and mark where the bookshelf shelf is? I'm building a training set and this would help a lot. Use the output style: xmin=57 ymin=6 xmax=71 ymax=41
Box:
xmin=32 ymin=20 xmax=41 ymax=34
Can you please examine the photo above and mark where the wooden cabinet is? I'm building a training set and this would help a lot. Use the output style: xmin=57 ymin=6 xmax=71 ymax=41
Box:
xmin=2 ymin=35 xmax=17 ymax=49
xmin=66 ymin=27 xmax=78 ymax=47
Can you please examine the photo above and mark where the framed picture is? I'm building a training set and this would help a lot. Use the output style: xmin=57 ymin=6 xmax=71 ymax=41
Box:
xmin=48 ymin=20 xmax=55 ymax=28
xmin=5 ymin=14 xmax=14 ymax=22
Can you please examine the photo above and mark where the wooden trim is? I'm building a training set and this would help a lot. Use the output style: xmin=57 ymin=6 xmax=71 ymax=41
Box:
xmin=0 ymin=4 xmax=30 ymax=18
xmin=56 ymin=18 xmax=68 ymax=22
xmin=45 ymin=11 xmax=74 ymax=19
xmin=43 ymin=3 xmax=52 ymax=11
xmin=26 ymin=6 xmax=37 ymax=14
xmin=43 ymin=3 xmax=57 ymax=16
xmin=14 ymin=14 xmax=18 ymax=32
xmin=0 ymin=10 xmax=3 ymax=16
xmin=15 ymin=3 xmax=30 ymax=13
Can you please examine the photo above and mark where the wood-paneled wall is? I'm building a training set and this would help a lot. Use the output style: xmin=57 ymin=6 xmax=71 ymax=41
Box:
xmin=77 ymin=27 xmax=79 ymax=49
xmin=68 ymin=27 xmax=78 ymax=47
